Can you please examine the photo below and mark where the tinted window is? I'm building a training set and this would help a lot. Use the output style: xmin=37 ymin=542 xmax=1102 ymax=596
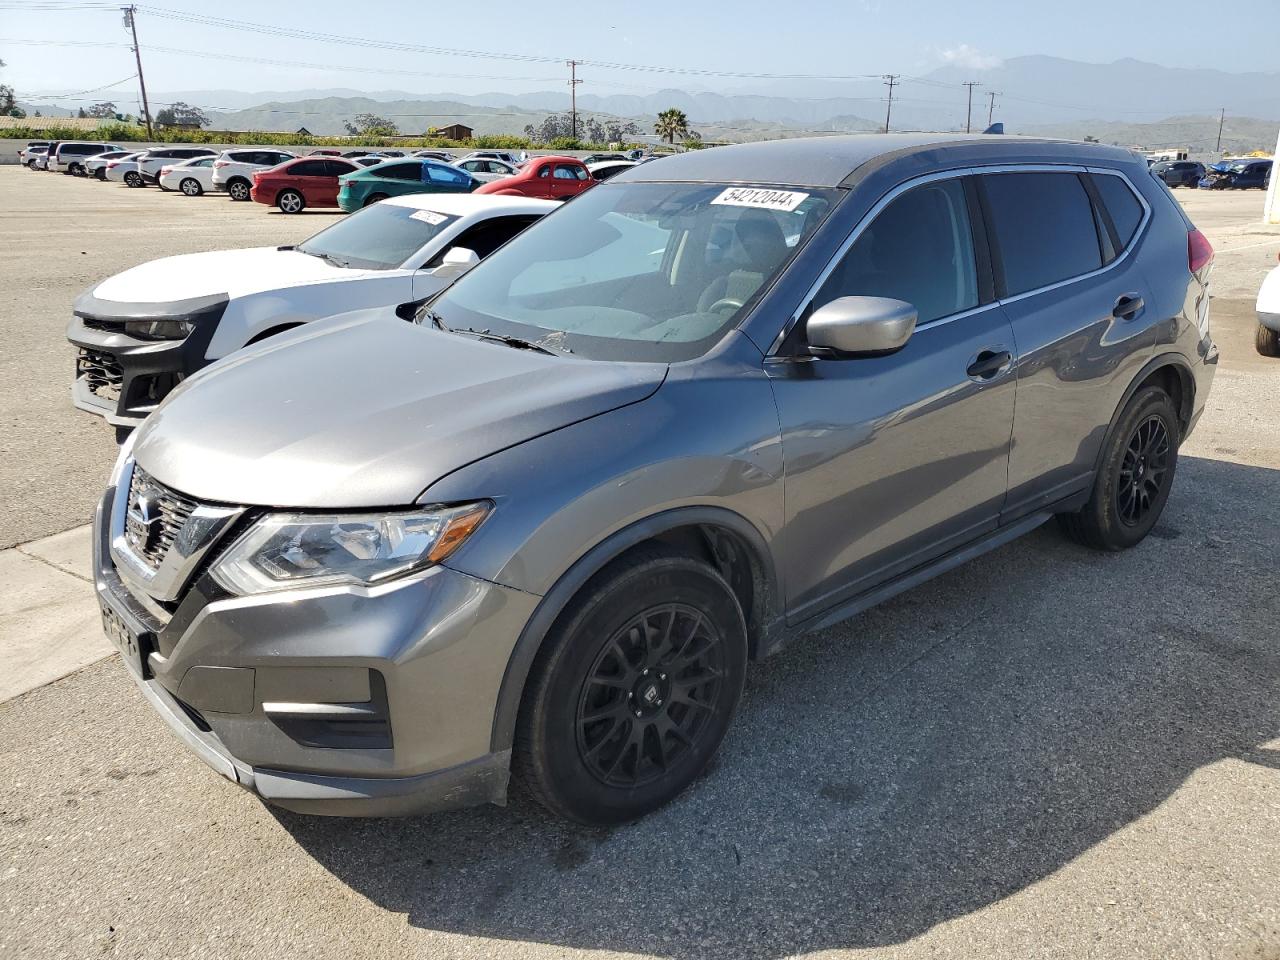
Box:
xmin=325 ymin=160 xmax=358 ymax=176
xmin=426 ymin=214 xmax=543 ymax=266
xmin=371 ymin=162 xmax=422 ymax=181
xmin=1091 ymin=173 xmax=1144 ymax=248
xmin=229 ymin=152 xmax=256 ymax=163
xmin=288 ymin=160 xmax=328 ymax=177
xmin=983 ymin=172 xmax=1102 ymax=296
xmin=816 ymin=177 xmax=978 ymax=324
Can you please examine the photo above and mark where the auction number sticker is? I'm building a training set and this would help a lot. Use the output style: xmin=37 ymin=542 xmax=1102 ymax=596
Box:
xmin=410 ymin=210 xmax=448 ymax=225
xmin=710 ymin=187 xmax=809 ymax=212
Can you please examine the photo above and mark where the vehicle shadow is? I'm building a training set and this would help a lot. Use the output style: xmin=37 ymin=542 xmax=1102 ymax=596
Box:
xmin=274 ymin=454 xmax=1280 ymax=958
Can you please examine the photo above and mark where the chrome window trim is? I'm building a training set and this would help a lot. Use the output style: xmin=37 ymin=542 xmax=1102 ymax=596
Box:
xmin=770 ymin=162 xmax=1152 ymax=354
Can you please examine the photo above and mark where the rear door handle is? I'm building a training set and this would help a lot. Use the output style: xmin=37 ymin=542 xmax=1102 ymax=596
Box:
xmin=1113 ymin=294 xmax=1145 ymax=320
xmin=966 ymin=349 xmax=1012 ymax=381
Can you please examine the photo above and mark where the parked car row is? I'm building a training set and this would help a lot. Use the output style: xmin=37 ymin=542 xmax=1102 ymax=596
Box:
xmin=70 ymin=133 xmax=1221 ymax=828
xmin=1151 ymin=157 xmax=1272 ymax=190
xmin=20 ymin=139 xmax=618 ymax=211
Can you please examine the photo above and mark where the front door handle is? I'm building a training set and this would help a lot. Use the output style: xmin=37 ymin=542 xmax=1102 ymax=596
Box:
xmin=966 ymin=349 xmax=1012 ymax=381
xmin=1113 ymin=294 xmax=1145 ymax=320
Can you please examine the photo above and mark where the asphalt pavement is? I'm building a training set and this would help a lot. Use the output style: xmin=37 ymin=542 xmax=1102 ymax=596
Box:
xmin=0 ymin=167 xmax=1277 ymax=959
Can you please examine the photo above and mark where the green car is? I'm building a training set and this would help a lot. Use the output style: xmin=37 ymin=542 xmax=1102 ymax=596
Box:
xmin=337 ymin=158 xmax=476 ymax=212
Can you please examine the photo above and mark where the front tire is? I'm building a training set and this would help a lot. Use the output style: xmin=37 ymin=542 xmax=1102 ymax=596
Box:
xmin=1058 ymin=385 xmax=1179 ymax=550
xmin=180 ymin=177 xmax=203 ymax=197
xmin=95 ymin=168 xmax=107 ymax=181
xmin=1257 ymin=323 xmax=1280 ymax=357
xmin=124 ymin=171 xmax=143 ymax=188
xmin=514 ymin=546 xmax=747 ymax=825
xmin=276 ymin=189 xmax=305 ymax=213
xmin=227 ymin=178 xmax=251 ymax=201
xmin=363 ymin=192 xmax=389 ymax=207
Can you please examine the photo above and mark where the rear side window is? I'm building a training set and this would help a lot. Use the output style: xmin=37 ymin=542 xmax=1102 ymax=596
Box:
xmin=288 ymin=160 xmax=328 ymax=176
xmin=229 ymin=152 xmax=256 ymax=163
xmin=1091 ymin=173 xmax=1144 ymax=248
xmin=426 ymin=163 xmax=469 ymax=185
xmin=983 ymin=172 xmax=1102 ymax=296
xmin=372 ymin=163 xmax=422 ymax=181
xmin=815 ymin=177 xmax=979 ymax=324
xmin=325 ymin=160 xmax=357 ymax=176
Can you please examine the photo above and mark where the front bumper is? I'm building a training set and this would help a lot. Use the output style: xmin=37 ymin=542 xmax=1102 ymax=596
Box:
xmin=66 ymin=291 xmax=229 ymax=428
xmin=92 ymin=484 xmax=539 ymax=816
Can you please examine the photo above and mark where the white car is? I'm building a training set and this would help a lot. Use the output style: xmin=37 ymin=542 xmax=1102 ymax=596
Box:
xmin=587 ymin=159 xmax=638 ymax=182
xmin=67 ymin=194 xmax=556 ymax=430
xmin=158 ymin=156 xmax=218 ymax=196
xmin=23 ymin=145 xmax=49 ymax=169
xmin=48 ymin=140 xmax=120 ymax=175
xmin=210 ymin=148 xmax=296 ymax=200
xmin=105 ymin=153 xmax=145 ymax=186
xmin=18 ymin=141 xmax=49 ymax=165
xmin=454 ymin=157 xmax=518 ymax=182
xmin=85 ymin=150 xmax=134 ymax=180
xmin=136 ymin=146 xmax=219 ymax=186
xmin=1256 ymin=252 xmax=1280 ymax=356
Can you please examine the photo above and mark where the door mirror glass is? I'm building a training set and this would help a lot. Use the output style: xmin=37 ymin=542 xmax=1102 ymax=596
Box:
xmin=806 ymin=296 xmax=916 ymax=357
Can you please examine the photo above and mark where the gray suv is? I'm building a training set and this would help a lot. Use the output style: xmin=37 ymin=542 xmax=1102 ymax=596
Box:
xmin=93 ymin=134 xmax=1217 ymax=825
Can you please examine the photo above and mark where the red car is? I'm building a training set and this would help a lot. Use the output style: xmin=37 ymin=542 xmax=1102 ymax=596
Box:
xmin=250 ymin=156 xmax=361 ymax=213
xmin=473 ymin=155 xmax=594 ymax=201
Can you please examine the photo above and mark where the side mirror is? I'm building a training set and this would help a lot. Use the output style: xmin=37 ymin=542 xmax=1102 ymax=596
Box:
xmin=430 ymin=246 xmax=480 ymax=279
xmin=806 ymin=296 xmax=917 ymax=357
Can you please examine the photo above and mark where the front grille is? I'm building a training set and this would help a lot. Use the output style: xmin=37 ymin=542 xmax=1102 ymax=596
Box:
xmin=125 ymin=466 xmax=199 ymax=570
xmin=76 ymin=348 xmax=123 ymax=402
xmin=80 ymin=317 xmax=126 ymax=333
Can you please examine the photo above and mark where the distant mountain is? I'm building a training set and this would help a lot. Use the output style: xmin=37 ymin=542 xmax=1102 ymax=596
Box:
xmin=21 ymin=55 xmax=1279 ymax=139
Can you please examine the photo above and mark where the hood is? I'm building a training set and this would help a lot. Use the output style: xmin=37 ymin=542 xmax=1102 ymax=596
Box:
xmin=91 ymin=248 xmax=378 ymax=303
xmin=132 ymin=309 xmax=666 ymax=507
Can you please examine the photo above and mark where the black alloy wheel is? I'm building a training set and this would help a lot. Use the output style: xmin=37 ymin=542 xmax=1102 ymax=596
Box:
xmin=1115 ymin=415 xmax=1171 ymax=527
xmin=576 ymin=603 xmax=727 ymax=789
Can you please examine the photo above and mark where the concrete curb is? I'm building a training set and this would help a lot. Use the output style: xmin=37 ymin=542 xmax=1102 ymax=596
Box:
xmin=0 ymin=525 xmax=110 ymax=703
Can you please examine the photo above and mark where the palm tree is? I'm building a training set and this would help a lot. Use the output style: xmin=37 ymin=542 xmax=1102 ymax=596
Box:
xmin=655 ymin=108 xmax=689 ymax=145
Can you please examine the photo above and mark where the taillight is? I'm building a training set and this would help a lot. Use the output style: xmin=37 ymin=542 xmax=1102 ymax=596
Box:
xmin=1188 ymin=229 xmax=1214 ymax=274
xmin=213 ymin=160 xmax=230 ymax=168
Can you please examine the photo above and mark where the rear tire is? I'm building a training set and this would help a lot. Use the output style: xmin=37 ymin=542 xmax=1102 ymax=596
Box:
xmin=95 ymin=169 xmax=107 ymax=181
xmin=227 ymin=178 xmax=251 ymax=201
xmin=1058 ymin=385 xmax=1179 ymax=551
xmin=514 ymin=545 xmax=747 ymax=826
xmin=363 ymin=192 xmax=389 ymax=207
xmin=276 ymin=189 xmax=305 ymax=213
xmin=180 ymin=178 xmax=203 ymax=197
xmin=1257 ymin=323 xmax=1280 ymax=357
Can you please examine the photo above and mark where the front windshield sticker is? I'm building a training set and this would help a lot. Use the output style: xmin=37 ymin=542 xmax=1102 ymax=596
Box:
xmin=410 ymin=210 xmax=448 ymax=225
xmin=710 ymin=187 xmax=810 ymax=212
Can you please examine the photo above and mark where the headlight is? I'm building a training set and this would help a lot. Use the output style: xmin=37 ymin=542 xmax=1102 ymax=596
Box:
xmin=210 ymin=503 xmax=490 ymax=596
xmin=124 ymin=319 xmax=194 ymax=340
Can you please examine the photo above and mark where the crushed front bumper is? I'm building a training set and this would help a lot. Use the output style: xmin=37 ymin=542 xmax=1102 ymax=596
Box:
xmin=67 ymin=291 xmax=228 ymax=428
xmin=92 ymin=485 xmax=540 ymax=816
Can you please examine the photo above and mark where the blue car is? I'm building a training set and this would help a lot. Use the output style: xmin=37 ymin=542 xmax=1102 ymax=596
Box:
xmin=1198 ymin=158 xmax=1272 ymax=190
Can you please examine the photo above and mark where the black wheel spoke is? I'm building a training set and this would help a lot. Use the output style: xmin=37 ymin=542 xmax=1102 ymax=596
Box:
xmin=576 ymin=602 xmax=726 ymax=788
xmin=1113 ymin=414 xmax=1172 ymax=528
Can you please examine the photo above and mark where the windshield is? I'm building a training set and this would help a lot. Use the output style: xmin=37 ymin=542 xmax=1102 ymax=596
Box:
xmin=432 ymin=181 xmax=837 ymax=361
xmin=297 ymin=203 xmax=459 ymax=270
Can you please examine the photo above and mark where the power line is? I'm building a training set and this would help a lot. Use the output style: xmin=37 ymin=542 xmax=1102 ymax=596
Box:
xmin=24 ymin=72 xmax=135 ymax=99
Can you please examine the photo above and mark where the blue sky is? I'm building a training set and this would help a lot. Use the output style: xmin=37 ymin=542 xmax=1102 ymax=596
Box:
xmin=1 ymin=0 xmax=1272 ymax=106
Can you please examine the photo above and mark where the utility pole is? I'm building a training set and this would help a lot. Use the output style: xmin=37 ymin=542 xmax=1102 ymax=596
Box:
xmin=122 ymin=5 xmax=152 ymax=138
xmin=567 ymin=60 xmax=582 ymax=141
xmin=962 ymin=81 xmax=979 ymax=133
xmin=986 ymin=90 xmax=1000 ymax=127
xmin=882 ymin=74 xmax=899 ymax=133
xmin=1215 ymin=108 xmax=1225 ymax=154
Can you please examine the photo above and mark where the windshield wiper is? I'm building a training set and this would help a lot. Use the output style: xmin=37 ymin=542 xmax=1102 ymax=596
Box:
xmin=455 ymin=328 xmax=561 ymax=356
xmin=293 ymin=246 xmax=351 ymax=268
